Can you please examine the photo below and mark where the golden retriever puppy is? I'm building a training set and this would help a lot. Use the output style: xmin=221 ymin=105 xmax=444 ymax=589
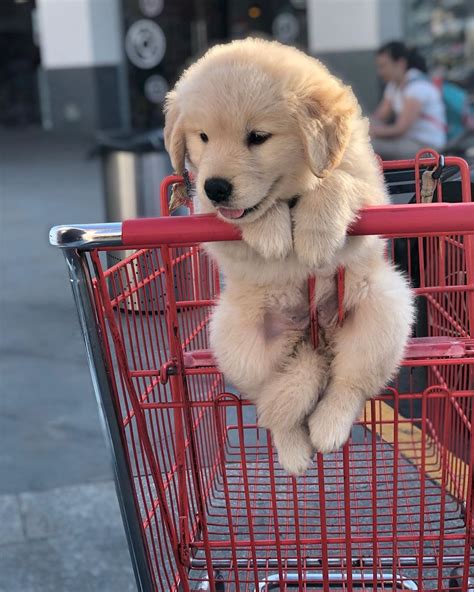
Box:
xmin=164 ymin=39 xmax=414 ymax=475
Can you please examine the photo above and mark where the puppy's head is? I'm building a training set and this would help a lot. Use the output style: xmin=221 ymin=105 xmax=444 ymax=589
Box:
xmin=164 ymin=39 xmax=359 ymax=223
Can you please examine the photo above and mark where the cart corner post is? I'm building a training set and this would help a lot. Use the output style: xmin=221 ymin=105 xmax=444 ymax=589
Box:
xmin=62 ymin=247 xmax=155 ymax=592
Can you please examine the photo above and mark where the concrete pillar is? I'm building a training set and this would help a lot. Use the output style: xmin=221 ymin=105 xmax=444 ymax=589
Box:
xmin=36 ymin=0 xmax=128 ymax=133
xmin=307 ymin=0 xmax=403 ymax=112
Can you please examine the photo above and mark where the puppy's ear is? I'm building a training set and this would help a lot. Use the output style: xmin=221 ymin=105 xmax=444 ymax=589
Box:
xmin=164 ymin=90 xmax=186 ymax=175
xmin=296 ymin=81 xmax=358 ymax=178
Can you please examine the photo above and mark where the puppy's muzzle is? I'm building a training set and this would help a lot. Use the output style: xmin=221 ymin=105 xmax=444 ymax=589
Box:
xmin=204 ymin=177 xmax=233 ymax=204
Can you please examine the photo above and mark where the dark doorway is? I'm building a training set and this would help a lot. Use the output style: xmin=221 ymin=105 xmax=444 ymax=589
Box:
xmin=0 ymin=0 xmax=40 ymax=127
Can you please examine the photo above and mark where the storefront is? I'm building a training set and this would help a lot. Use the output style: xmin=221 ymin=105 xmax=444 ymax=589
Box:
xmin=33 ymin=0 xmax=307 ymax=133
xmin=120 ymin=0 xmax=307 ymax=129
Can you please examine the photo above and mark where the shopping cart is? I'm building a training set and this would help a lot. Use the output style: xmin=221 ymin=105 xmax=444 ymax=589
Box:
xmin=50 ymin=151 xmax=474 ymax=591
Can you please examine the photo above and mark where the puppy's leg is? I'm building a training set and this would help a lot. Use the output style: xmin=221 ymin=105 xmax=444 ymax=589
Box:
xmin=210 ymin=289 xmax=299 ymax=395
xmin=309 ymin=264 xmax=414 ymax=453
xmin=257 ymin=341 xmax=329 ymax=475
xmin=241 ymin=202 xmax=293 ymax=260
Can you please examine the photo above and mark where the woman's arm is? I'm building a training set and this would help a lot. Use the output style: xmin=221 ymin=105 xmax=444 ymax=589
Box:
xmin=370 ymin=97 xmax=422 ymax=138
xmin=371 ymin=97 xmax=394 ymax=123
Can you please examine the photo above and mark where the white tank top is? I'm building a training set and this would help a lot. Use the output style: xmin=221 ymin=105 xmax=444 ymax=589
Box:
xmin=384 ymin=68 xmax=447 ymax=149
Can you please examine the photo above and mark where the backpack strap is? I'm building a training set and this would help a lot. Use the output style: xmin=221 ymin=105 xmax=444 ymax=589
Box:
xmin=420 ymin=113 xmax=448 ymax=132
xmin=404 ymin=75 xmax=448 ymax=132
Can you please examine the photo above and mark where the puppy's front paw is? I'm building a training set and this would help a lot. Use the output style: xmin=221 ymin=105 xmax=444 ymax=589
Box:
xmin=291 ymin=195 xmax=350 ymax=269
xmin=242 ymin=202 xmax=292 ymax=260
xmin=273 ymin=427 xmax=314 ymax=476
xmin=308 ymin=398 xmax=354 ymax=454
xmin=293 ymin=228 xmax=346 ymax=270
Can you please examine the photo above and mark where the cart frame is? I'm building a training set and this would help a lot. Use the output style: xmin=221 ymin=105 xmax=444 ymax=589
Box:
xmin=50 ymin=153 xmax=474 ymax=591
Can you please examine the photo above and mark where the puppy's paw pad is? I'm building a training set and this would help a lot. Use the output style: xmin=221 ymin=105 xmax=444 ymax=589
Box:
xmin=274 ymin=431 xmax=314 ymax=476
xmin=277 ymin=444 xmax=313 ymax=477
xmin=309 ymin=402 xmax=353 ymax=454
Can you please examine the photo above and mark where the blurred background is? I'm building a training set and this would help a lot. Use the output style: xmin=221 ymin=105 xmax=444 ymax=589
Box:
xmin=2 ymin=0 xmax=474 ymax=131
xmin=0 ymin=1 xmax=473 ymax=590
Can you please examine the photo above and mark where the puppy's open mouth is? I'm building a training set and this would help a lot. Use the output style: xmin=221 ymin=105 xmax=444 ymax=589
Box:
xmin=217 ymin=204 xmax=258 ymax=220
xmin=216 ymin=176 xmax=283 ymax=221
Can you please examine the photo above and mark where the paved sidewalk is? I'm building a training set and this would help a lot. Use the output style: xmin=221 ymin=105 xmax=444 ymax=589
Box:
xmin=0 ymin=128 xmax=136 ymax=590
xmin=0 ymin=482 xmax=135 ymax=592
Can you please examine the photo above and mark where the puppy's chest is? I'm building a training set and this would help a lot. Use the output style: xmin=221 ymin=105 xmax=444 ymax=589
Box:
xmin=263 ymin=276 xmax=339 ymax=339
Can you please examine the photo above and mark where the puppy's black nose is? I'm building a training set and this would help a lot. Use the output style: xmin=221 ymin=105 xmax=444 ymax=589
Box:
xmin=204 ymin=177 xmax=233 ymax=203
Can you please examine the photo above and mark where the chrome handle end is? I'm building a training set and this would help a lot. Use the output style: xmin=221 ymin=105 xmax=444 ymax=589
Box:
xmin=49 ymin=223 xmax=123 ymax=249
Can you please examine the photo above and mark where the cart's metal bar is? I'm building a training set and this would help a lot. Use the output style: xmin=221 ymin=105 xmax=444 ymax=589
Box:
xmin=254 ymin=572 xmax=418 ymax=591
xmin=63 ymin=248 xmax=155 ymax=592
xmin=189 ymin=555 xmax=471 ymax=570
xmin=50 ymin=202 xmax=474 ymax=251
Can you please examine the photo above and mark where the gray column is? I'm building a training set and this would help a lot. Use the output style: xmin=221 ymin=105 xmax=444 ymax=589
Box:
xmin=36 ymin=0 xmax=129 ymax=133
xmin=306 ymin=0 xmax=403 ymax=113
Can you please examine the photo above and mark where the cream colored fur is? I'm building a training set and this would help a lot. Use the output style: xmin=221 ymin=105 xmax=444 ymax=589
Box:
xmin=164 ymin=39 xmax=414 ymax=475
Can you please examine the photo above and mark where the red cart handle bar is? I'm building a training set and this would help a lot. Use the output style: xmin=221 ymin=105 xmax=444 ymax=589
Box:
xmin=50 ymin=201 xmax=474 ymax=250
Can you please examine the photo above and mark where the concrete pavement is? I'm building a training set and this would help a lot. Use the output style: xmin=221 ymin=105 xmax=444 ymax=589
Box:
xmin=0 ymin=128 xmax=136 ymax=591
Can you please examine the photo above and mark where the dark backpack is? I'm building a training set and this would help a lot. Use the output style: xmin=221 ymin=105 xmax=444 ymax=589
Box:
xmin=441 ymin=80 xmax=472 ymax=142
xmin=407 ymin=75 xmax=472 ymax=142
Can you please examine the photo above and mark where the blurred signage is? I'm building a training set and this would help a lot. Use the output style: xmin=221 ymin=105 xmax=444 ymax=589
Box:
xmin=139 ymin=0 xmax=164 ymax=17
xmin=125 ymin=19 xmax=166 ymax=69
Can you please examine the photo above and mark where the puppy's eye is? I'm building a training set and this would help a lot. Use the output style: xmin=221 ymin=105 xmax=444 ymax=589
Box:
xmin=247 ymin=131 xmax=271 ymax=147
xmin=200 ymin=132 xmax=209 ymax=143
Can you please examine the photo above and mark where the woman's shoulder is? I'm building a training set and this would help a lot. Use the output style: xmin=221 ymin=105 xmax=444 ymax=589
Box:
xmin=404 ymin=69 xmax=440 ymax=99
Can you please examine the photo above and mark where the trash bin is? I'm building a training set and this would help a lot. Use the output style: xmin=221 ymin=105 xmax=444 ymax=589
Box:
xmin=96 ymin=128 xmax=172 ymax=220
xmin=96 ymin=129 xmax=176 ymax=312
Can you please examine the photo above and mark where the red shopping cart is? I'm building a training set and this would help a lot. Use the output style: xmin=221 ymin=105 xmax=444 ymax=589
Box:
xmin=50 ymin=152 xmax=474 ymax=591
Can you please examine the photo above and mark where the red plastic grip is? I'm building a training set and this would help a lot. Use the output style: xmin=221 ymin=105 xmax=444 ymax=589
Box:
xmin=121 ymin=202 xmax=474 ymax=248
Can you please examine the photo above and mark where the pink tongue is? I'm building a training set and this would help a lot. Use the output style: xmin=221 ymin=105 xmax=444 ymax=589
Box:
xmin=218 ymin=207 xmax=245 ymax=220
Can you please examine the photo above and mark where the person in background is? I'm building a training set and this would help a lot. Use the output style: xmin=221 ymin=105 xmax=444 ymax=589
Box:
xmin=370 ymin=41 xmax=447 ymax=160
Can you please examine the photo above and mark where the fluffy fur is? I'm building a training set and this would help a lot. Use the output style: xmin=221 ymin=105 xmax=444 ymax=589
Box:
xmin=164 ymin=39 xmax=414 ymax=475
